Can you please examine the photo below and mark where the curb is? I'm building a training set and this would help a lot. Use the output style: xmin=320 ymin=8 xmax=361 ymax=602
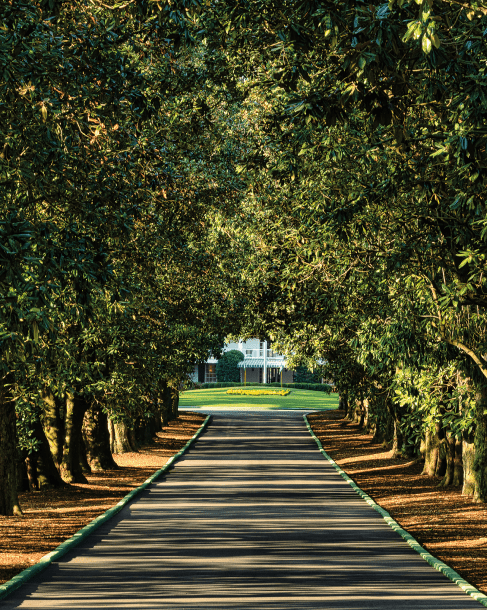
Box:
xmin=303 ymin=414 xmax=487 ymax=608
xmin=0 ymin=414 xmax=211 ymax=601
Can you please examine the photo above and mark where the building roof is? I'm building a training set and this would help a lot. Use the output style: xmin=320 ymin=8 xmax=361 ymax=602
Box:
xmin=238 ymin=358 xmax=286 ymax=369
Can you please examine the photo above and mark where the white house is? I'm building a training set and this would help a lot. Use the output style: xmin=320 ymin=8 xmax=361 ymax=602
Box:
xmin=190 ymin=338 xmax=294 ymax=384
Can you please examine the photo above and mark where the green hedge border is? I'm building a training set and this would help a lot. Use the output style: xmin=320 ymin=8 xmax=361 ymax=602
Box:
xmin=303 ymin=414 xmax=487 ymax=608
xmin=195 ymin=381 xmax=334 ymax=392
xmin=0 ymin=414 xmax=211 ymax=601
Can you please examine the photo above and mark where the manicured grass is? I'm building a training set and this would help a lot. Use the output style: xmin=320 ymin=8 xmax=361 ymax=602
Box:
xmin=179 ymin=387 xmax=339 ymax=411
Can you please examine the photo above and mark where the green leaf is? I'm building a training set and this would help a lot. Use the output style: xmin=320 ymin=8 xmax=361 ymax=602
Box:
xmin=422 ymin=35 xmax=432 ymax=53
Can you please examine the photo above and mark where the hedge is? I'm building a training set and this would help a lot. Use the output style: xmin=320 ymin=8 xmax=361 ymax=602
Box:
xmin=192 ymin=381 xmax=334 ymax=393
xmin=226 ymin=388 xmax=291 ymax=396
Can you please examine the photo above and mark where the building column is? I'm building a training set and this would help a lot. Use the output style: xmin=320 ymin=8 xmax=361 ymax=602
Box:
xmin=263 ymin=340 xmax=267 ymax=384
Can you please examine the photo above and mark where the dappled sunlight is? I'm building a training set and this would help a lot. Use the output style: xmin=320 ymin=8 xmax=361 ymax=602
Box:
xmin=3 ymin=413 xmax=480 ymax=610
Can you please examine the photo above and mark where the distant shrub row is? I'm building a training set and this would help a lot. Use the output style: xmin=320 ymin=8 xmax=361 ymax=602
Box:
xmin=191 ymin=381 xmax=334 ymax=393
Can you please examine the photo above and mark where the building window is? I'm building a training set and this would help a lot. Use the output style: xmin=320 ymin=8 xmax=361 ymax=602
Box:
xmin=205 ymin=364 xmax=217 ymax=383
xmin=259 ymin=341 xmax=264 ymax=356
xmin=245 ymin=349 xmax=254 ymax=356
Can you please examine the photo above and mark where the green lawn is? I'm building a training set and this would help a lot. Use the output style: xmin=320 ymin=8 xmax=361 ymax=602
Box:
xmin=179 ymin=387 xmax=339 ymax=411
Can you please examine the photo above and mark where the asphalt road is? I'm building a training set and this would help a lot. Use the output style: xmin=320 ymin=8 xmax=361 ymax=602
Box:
xmin=2 ymin=411 xmax=482 ymax=609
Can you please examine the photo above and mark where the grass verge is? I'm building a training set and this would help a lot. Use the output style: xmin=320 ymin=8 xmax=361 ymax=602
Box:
xmin=180 ymin=387 xmax=339 ymax=410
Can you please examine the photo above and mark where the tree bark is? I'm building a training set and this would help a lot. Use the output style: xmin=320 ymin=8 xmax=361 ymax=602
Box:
xmin=452 ymin=436 xmax=463 ymax=487
xmin=108 ymin=419 xmax=138 ymax=454
xmin=472 ymin=384 xmax=487 ymax=502
xmin=435 ymin=421 xmax=447 ymax=478
xmin=0 ymin=377 xmax=23 ymax=516
xmin=135 ymin=417 xmax=156 ymax=447
xmin=25 ymin=453 xmax=39 ymax=492
xmin=41 ymin=387 xmax=64 ymax=469
xmin=60 ymin=392 xmax=89 ymax=483
xmin=171 ymin=387 xmax=179 ymax=419
xmin=161 ymin=382 xmax=173 ymax=424
xmin=32 ymin=416 xmax=65 ymax=489
xmin=389 ymin=417 xmax=405 ymax=458
xmin=83 ymin=402 xmax=118 ymax=471
xmin=438 ymin=432 xmax=462 ymax=487
xmin=462 ymin=434 xmax=476 ymax=497
xmin=79 ymin=436 xmax=92 ymax=474
xmin=422 ymin=426 xmax=440 ymax=477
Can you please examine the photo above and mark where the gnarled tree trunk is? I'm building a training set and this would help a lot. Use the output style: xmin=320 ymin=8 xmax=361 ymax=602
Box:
xmin=0 ymin=377 xmax=23 ymax=516
xmin=421 ymin=423 xmax=445 ymax=477
xmin=41 ymin=387 xmax=64 ymax=469
xmin=108 ymin=419 xmax=138 ymax=454
xmin=439 ymin=432 xmax=463 ymax=488
xmin=83 ymin=402 xmax=118 ymax=471
xmin=60 ymin=392 xmax=90 ymax=483
xmin=471 ymin=384 xmax=487 ymax=502
xmin=32 ymin=415 xmax=65 ymax=489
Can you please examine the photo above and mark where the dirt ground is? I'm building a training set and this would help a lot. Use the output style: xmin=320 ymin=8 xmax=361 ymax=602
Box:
xmin=0 ymin=411 xmax=206 ymax=586
xmin=307 ymin=409 xmax=487 ymax=594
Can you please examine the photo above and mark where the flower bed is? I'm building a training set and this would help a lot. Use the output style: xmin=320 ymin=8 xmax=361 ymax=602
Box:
xmin=226 ymin=388 xmax=291 ymax=396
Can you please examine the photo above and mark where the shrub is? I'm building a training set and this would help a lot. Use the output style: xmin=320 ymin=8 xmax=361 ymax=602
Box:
xmin=216 ymin=350 xmax=245 ymax=382
xmin=192 ymin=381 xmax=332 ymax=393
xmin=294 ymin=366 xmax=323 ymax=384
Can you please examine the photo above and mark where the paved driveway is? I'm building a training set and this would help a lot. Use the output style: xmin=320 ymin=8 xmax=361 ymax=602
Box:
xmin=3 ymin=411 xmax=482 ymax=609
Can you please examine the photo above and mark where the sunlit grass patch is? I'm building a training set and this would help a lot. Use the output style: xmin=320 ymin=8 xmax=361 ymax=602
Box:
xmin=180 ymin=387 xmax=339 ymax=411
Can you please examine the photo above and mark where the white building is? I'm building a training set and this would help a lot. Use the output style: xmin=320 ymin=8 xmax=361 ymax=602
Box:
xmin=190 ymin=338 xmax=294 ymax=384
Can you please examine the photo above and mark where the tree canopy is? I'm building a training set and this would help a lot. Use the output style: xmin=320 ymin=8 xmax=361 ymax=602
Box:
xmin=2 ymin=0 xmax=487 ymax=515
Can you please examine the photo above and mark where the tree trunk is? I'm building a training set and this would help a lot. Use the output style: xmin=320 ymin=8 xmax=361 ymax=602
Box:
xmin=422 ymin=426 xmax=440 ymax=476
xmin=161 ymin=382 xmax=172 ymax=424
xmin=25 ymin=453 xmax=39 ymax=492
xmin=171 ymin=387 xmax=179 ymax=419
xmin=438 ymin=432 xmax=461 ymax=487
xmin=371 ymin=406 xmax=392 ymax=445
xmin=452 ymin=436 xmax=463 ymax=487
xmin=79 ymin=437 xmax=92 ymax=474
xmin=31 ymin=416 xmax=65 ymax=489
xmin=135 ymin=417 xmax=156 ymax=447
xmin=83 ymin=403 xmax=118 ymax=471
xmin=41 ymin=387 xmax=64 ymax=469
xmin=153 ymin=403 xmax=163 ymax=433
xmin=0 ymin=377 xmax=23 ymax=516
xmin=389 ymin=417 xmax=404 ymax=458
xmin=462 ymin=434 xmax=476 ymax=496
xmin=108 ymin=419 xmax=137 ymax=454
xmin=60 ymin=392 xmax=89 ymax=483
xmin=435 ymin=422 xmax=447 ymax=478
xmin=17 ymin=455 xmax=30 ymax=493
xmin=472 ymin=384 xmax=487 ymax=502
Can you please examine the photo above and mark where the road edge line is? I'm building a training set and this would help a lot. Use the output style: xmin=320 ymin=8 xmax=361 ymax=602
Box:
xmin=303 ymin=414 xmax=487 ymax=608
xmin=0 ymin=413 xmax=211 ymax=601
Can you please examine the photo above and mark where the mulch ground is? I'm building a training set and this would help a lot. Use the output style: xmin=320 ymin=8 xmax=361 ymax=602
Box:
xmin=307 ymin=409 xmax=487 ymax=595
xmin=0 ymin=411 xmax=206 ymax=586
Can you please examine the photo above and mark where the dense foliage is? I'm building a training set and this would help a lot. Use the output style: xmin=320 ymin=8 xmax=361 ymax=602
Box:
xmin=167 ymin=0 xmax=487 ymax=501
xmin=216 ymin=349 xmax=245 ymax=382
xmin=0 ymin=0 xmax=249 ymax=515
xmin=3 ymin=0 xmax=487 ymax=515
